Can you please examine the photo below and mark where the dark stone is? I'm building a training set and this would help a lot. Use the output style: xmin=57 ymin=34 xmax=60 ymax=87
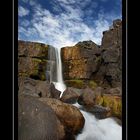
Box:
xmin=60 ymin=87 xmax=80 ymax=104
xmin=18 ymin=95 xmax=65 ymax=140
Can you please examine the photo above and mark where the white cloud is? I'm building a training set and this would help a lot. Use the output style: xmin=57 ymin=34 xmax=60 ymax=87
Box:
xmin=19 ymin=0 xmax=121 ymax=47
xmin=18 ymin=6 xmax=30 ymax=17
xmin=20 ymin=19 xmax=30 ymax=27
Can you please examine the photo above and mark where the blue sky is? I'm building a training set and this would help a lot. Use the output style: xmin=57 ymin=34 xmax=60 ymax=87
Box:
xmin=18 ymin=0 xmax=122 ymax=47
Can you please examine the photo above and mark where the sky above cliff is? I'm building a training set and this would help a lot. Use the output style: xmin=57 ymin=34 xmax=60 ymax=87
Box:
xmin=18 ymin=0 xmax=122 ymax=47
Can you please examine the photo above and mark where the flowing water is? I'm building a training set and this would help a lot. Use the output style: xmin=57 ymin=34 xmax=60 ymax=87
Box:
xmin=47 ymin=46 xmax=66 ymax=97
xmin=74 ymin=103 xmax=122 ymax=140
xmin=53 ymin=47 xmax=66 ymax=97
xmin=47 ymin=46 xmax=122 ymax=140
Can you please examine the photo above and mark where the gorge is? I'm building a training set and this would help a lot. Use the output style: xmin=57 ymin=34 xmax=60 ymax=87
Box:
xmin=18 ymin=19 xmax=122 ymax=140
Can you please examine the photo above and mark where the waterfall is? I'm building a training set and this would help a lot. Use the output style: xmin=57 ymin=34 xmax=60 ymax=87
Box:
xmin=47 ymin=46 xmax=122 ymax=140
xmin=47 ymin=46 xmax=66 ymax=97
xmin=53 ymin=47 xmax=66 ymax=97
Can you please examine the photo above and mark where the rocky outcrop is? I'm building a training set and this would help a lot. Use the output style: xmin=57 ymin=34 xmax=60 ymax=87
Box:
xmin=95 ymin=94 xmax=122 ymax=119
xmin=18 ymin=77 xmax=60 ymax=99
xmin=77 ymin=86 xmax=121 ymax=119
xmin=39 ymin=98 xmax=85 ymax=135
xmin=18 ymin=95 xmax=65 ymax=140
xmin=61 ymin=41 xmax=101 ymax=80
xmin=61 ymin=19 xmax=122 ymax=88
xmin=18 ymin=40 xmax=48 ymax=81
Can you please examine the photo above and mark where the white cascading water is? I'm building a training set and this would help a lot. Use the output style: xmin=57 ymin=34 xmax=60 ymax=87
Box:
xmin=74 ymin=103 xmax=122 ymax=140
xmin=53 ymin=47 xmax=66 ymax=97
xmin=49 ymin=46 xmax=122 ymax=140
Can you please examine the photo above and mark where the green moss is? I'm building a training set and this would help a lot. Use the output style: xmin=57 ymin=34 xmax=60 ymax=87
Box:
xmin=65 ymin=80 xmax=85 ymax=88
xmin=88 ymin=80 xmax=97 ymax=89
xmin=94 ymin=95 xmax=122 ymax=119
xmin=32 ymin=58 xmax=42 ymax=63
xmin=102 ymin=95 xmax=122 ymax=119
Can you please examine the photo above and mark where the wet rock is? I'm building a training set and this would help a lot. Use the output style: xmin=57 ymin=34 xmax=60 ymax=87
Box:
xmin=50 ymin=83 xmax=61 ymax=99
xmin=39 ymin=98 xmax=85 ymax=135
xmin=84 ymin=105 xmax=111 ymax=119
xmin=60 ymin=87 xmax=80 ymax=104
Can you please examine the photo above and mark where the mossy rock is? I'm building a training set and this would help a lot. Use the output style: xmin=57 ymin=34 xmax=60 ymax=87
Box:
xmin=95 ymin=94 xmax=122 ymax=119
xmin=65 ymin=80 xmax=86 ymax=89
xmin=18 ymin=57 xmax=47 ymax=81
xmin=88 ymin=80 xmax=97 ymax=90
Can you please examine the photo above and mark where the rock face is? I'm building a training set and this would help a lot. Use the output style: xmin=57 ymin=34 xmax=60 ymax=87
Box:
xmin=61 ymin=41 xmax=101 ymax=80
xmin=39 ymin=98 xmax=85 ymax=135
xmin=77 ymin=86 xmax=122 ymax=119
xmin=18 ymin=40 xmax=48 ymax=81
xmin=61 ymin=19 xmax=122 ymax=88
xmin=95 ymin=94 xmax=122 ymax=119
xmin=18 ymin=77 xmax=60 ymax=99
xmin=18 ymin=95 xmax=65 ymax=140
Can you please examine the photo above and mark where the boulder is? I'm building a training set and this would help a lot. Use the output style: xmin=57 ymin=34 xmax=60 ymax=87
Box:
xmin=84 ymin=105 xmax=111 ymax=119
xmin=18 ymin=95 xmax=65 ymax=140
xmin=78 ymin=88 xmax=96 ymax=106
xmin=18 ymin=77 xmax=60 ymax=99
xmin=39 ymin=98 xmax=85 ymax=135
xmin=60 ymin=87 xmax=80 ymax=104
xmin=50 ymin=83 xmax=61 ymax=99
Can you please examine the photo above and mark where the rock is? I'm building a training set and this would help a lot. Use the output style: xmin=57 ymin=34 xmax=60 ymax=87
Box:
xmin=18 ymin=57 xmax=47 ymax=81
xmin=95 ymin=94 xmax=122 ymax=119
xmin=50 ymin=83 xmax=61 ymax=99
xmin=39 ymin=98 xmax=85 ymax=135
xmin=102 ymin=47 xmax=120 ymax=63
xmin=61 ymin=19 xmax=122 ymax=88
xmin=18 ymin=40 xmax=48 ymax=81
xmin=60 ymin=87 xmax=80 ymax=104
xmin=18 ymin=77 xmax=42 ymax=97
xmin=61 ymin=40 xmax=101 ymax=80
xmin=65 ymin=80 xmax=86 ymax=89
xmin=18 ymin=77 xmax=60 ymax=99
xmin=18 ymin=40 xmax=48 ymax=58
xmin=84 ymin=105 xmax=111 ymax=119
xmin=18 ymin=95 xmax=65 ymax=140
xmin=78 ymin=88 xmax=96 ymax=106
xmin=105 ymin=87 xmax=122 ymax=95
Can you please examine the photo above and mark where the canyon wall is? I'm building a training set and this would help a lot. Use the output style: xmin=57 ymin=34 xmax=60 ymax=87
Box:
xmin=61 ymin=19 xmax=122 ymax=88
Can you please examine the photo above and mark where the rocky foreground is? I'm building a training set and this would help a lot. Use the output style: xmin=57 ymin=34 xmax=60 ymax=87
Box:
xmin=18 ymin=19 xmax=122 ymax=140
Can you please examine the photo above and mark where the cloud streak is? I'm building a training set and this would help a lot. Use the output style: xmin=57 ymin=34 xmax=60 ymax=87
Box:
xmin=18 ymin=6 xmax=30 ymax=17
